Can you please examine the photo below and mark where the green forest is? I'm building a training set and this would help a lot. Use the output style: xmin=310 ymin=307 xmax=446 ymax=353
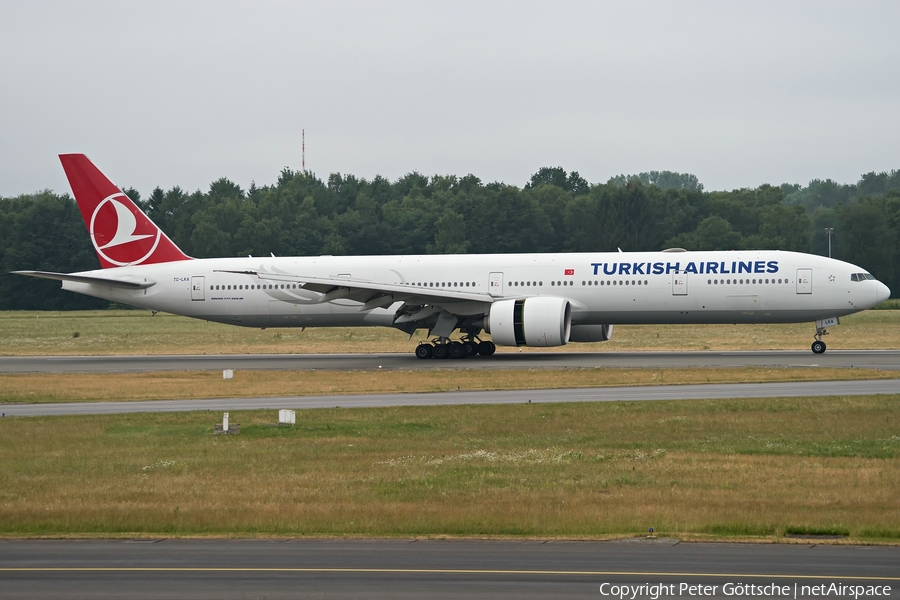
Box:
xmin=2 ymin=166 xmax=898 ymax=310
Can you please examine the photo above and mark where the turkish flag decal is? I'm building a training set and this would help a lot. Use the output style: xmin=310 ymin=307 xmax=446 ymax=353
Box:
xmin=564 ymin=269 xmax=575 ymax=276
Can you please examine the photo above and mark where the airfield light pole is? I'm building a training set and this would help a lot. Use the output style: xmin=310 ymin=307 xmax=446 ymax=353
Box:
xmin=302 ymin=129 xmax=305 ymax=173
xmin=824 ymin=227 xmax=834 ymax=258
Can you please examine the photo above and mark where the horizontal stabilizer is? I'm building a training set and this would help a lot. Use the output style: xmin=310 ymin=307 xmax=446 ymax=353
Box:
xmin=12 ymin=270 xmax=156 ymax=289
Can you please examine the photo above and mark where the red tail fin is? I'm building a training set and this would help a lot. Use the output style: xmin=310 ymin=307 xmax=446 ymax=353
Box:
xmin=60 ymin=154 xmax=191 ymax=268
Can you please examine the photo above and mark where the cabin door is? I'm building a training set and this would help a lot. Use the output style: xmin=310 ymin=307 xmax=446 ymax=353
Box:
xmin=489 ymin=272 xmax=504 ymax=297
xmin=191 ymin=276 xmax=205 ymax=301
xmin=796 ymin=269 xmax=812 ymax=294
xmin=672 ymin=271 xmax=688 ymax=296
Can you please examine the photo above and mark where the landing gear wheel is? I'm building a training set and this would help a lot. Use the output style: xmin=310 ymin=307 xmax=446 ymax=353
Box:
xmin=463 ymin=341 xmax=478 ymax=356
xmin=415 ymin=344 xmax=433 ymax=359
xmin=477 ymin=341 xmax=496 ymax=356
xmin=449 ymin=343 xmax=466 ymax=359
xmin=811 ymin=340 xmax=826 ymax=354
xmin=433 ymin=344 xmax=449 ymax=359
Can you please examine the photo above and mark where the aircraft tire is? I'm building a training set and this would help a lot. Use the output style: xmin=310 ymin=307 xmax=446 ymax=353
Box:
xmin=463 ymin=341 xmax=478 ymax=356
xmin=811 ymin=340 xmax=826 ymax=354
xmin=449 ymin=343 xmax=466 ymax=359
xmin=433 ymin=344 xmax=449 ymax=359
xmin=477 ymin=341 xmax=496 ymax=356
xmin=415 ymin=344 xmax=434 ymax=359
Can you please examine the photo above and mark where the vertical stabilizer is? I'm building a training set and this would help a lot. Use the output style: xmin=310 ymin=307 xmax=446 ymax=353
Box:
xmin=59 ymin=154 xmax=191 ymax=268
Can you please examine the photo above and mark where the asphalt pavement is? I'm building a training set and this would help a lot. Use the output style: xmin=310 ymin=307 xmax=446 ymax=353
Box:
xmin=1 ymin=539 xmax=897 ymax=599
xmin=2 ymin=349 xmax=899 ymax=373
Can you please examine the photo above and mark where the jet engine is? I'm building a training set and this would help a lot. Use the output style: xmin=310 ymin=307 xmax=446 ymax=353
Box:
xmin=486 ymin=297 xmax=571 ymax=347
xmin=569 ymin=324 xmax=614 ymax=342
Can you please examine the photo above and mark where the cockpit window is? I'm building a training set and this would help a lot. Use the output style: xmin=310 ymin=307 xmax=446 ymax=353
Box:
xmin=851 ymin=273 xmax=876 ymax=282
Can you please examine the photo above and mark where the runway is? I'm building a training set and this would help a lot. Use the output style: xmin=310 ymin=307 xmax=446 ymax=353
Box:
xmin=4 ymin=378 xmax=899 ymax=417
xmin=1 ymin=539 xmax=896 ymax=599
xmin=2 ymin=349 xmax=900 ymax=373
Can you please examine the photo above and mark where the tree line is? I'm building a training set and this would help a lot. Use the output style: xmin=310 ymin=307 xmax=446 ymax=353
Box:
xmin=1 ymin=166 xmax=897 ymax=310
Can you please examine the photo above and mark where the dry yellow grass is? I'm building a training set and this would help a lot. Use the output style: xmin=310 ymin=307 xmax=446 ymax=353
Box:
xmin=1 ymin=396 xmax=897 ymax=539
xmin=0 ymin=309 xmax=897 ymax=356
xmin=0 ymin=367 xmax=892 ymax=404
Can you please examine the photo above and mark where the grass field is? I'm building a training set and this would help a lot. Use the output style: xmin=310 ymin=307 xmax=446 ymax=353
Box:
xmin=0 ymin=309 xmax=898 ymax=356
xmin=1 ymin=396 xmax=898 ymax=540
xmin=1 ymin=309 xmax=897 ymax=541
xmin=0 ymin=367 xmax=893 ymax=404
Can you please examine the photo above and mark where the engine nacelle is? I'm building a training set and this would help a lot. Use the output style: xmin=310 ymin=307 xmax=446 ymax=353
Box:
xmin=569 ymin=324 xmax=614 ymax=343
xmin=486 ymin=297 xmax=571 ymax=347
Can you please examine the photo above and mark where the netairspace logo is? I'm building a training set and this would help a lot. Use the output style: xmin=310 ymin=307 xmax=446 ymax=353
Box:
xmin=598 ymin=582 xmax=892 ymax=599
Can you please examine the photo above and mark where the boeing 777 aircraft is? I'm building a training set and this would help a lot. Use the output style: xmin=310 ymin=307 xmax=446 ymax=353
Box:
xmin=14 ymin=154 xmax=891 ymax=358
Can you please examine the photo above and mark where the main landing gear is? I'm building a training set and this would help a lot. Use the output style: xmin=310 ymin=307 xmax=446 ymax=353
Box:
xmin=415 ymin=337 xmax=496 ymax=359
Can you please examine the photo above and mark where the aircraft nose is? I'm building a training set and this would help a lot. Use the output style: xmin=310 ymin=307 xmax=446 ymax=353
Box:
xmin=876 ymin=281 xmax=891 ymax=305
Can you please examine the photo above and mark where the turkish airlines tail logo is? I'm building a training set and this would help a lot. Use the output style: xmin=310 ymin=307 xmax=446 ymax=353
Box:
xmin=60 ymin=154 xmax=191 ymax=268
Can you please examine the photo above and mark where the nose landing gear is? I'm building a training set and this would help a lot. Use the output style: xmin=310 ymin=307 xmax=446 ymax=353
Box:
xmin=812 ymin=325 xmax=828 ymax=354
xmin=811 ymin=317 xmax=839 ymax=354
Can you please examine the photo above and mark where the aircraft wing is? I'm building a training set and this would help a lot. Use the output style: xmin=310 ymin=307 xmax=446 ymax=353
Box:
xmin=215 ymin=267 xmax=493 ymax=321
xmin=12 ymin=270 xmax=156 ymax=289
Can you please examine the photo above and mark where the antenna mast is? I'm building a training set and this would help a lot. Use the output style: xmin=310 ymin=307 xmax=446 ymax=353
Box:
xmin=302 ymin=129 xmax=305 ymax=173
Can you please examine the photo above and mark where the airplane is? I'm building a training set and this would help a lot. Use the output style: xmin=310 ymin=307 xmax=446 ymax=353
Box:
xmin=13 ymin=154 xmax=892 ymax=358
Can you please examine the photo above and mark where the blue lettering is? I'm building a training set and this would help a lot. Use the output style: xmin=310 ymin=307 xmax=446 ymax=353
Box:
xmin=706 ymin=262 xmax=719 ymax=274
xmin=767 ymin=260 xmax=779 ymax=273
xmin=632 ymin=262 xmax=645 ymax=275
xmin=603 ymin=263 xmax=617 ymax=275
xmin=732 ymin=261 xmax=737 ymax=274
xmin=666 ymin=262 xmax=680 ymax=274
xmin=684 ymin=262 xmax=698 ymax=274
xmin=754 ymin=261 xmax=765 ymax=273
xmin=619 ymin=263 xmax=631 ymax=275
xmin=652 ymin=262 xmax=664 ymax=275
xmin=738 ymin=261 xmax=752 ymax=274
xmin=720 ymin=261 xmax=730 ymax=274
xmin=591 ymin=262 xmax=602 ymax=276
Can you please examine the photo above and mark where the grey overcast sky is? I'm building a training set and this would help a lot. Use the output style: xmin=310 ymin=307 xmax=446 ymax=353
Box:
xmin=1 ymin=1 xmax=898 ymax=197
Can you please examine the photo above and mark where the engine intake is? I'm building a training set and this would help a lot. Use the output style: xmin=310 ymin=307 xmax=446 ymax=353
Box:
xmin=486 ymin=297 xmax=571 ymax=347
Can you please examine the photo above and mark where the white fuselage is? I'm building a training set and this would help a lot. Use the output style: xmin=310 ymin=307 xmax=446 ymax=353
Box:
xmin=61 ymin=250 xmax=888 ymax=332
